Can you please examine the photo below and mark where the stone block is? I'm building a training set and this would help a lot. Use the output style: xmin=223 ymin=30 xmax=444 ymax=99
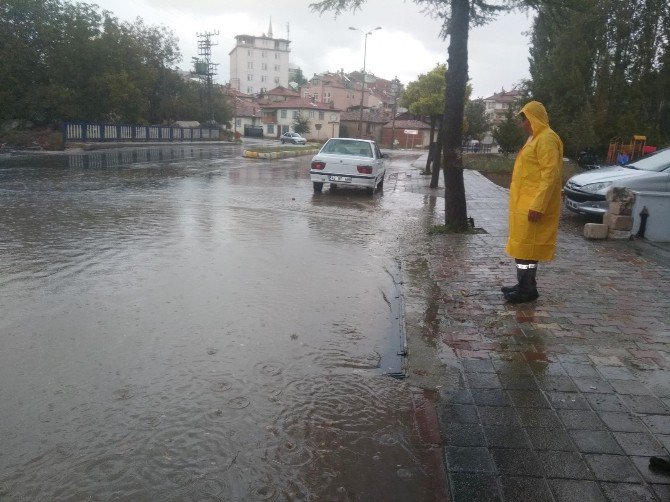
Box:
xmin=608 ymin=201 xmax=633 ymax=215
xmin=584 ymin=223 xmax=608 ymax=239
xmin=604 ymin=213 xmax=633 ymax=231
xmin=606 ymin=186 xmax=635 ymax=203
xmin=608 ymin=229 xmax=631 ymax=240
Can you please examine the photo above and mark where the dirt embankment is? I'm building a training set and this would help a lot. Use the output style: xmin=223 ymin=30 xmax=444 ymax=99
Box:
xmin=0 ymin=126 xmax=64 ymax=152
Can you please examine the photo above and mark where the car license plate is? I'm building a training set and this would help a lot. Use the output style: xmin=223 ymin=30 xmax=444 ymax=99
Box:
xmin=329 ymin=175 xmax=351 ymax=182
xmin=566 ymin=198 xmax=579 ymax=210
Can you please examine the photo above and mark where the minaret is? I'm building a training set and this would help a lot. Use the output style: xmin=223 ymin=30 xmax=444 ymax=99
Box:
xmin=268 ymin=17 xmax=273 ymax=38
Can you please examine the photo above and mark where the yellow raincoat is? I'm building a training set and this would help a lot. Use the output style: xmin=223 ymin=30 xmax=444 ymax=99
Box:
xmin=505 ymin=101 xmax=563 ymax=261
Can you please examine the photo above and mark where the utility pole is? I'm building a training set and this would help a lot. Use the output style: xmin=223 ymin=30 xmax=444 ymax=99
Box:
xmin=390 ymin=76 xmax=401 ymax=149
xmin=193 ymin=31 xmax=219 ymax=124
xmin=349 ymin=26 xmax=381 ymax=139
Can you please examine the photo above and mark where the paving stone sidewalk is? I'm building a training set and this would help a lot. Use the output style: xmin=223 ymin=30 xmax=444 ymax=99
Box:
xmin=401 ymin=159 xmax=670 ymax=501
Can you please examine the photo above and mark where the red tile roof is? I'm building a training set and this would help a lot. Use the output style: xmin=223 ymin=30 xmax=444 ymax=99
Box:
xmin=259 ymin=98 xmax=338 ymax=112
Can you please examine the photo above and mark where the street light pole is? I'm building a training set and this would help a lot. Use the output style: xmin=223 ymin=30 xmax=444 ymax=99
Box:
xmin=349 ymin=26 xmax=381 ymax=139
xmin=390 ymin=76 xmax=401 ymax=149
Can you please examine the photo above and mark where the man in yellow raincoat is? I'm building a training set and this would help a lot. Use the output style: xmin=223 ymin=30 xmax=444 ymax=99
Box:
xmin=502 ymin=101 xmax=563 ymax=303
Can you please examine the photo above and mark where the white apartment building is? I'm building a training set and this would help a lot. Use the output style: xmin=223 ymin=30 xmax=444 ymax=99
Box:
xmin=229 ymin=22 xmax=290 ymax=95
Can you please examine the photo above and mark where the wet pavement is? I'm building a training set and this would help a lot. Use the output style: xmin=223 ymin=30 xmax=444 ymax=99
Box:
xmin=0 ymin=144 xmax=443 ymax=500
xmin=2 ymin=144 xmax=669 ymax=500
xmin=397 ymin=154 xmax=670 ymax=501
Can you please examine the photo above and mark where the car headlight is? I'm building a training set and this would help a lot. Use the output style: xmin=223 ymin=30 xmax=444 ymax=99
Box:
xmin=580 ymin=181 xmax=612 ymax=193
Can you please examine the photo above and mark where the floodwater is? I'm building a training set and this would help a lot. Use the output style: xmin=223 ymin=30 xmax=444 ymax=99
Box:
xmin=0 ymin=144 xmax=442 ymax=500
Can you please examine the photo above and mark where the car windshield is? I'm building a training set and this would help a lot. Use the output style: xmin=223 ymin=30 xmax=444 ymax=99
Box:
xmin=625 ymin=148 xmax=670 ymax=172
xmin=322 ymin=139 xmax=372 ymax=157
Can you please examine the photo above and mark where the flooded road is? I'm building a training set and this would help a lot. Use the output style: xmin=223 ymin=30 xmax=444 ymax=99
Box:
xmin=0 ymin=144 xmax=443 ymax=500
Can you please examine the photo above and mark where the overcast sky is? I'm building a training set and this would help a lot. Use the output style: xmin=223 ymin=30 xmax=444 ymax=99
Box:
xmin=89 ymin=0 xmax=534 ymax=98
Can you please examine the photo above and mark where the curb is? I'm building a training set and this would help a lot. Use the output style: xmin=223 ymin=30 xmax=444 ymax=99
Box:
xmin=243 ymin=148 xmax=319 ymax=159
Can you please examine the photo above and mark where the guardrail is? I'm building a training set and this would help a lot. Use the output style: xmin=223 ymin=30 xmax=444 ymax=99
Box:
xmin=62 ymin=122 xmax=220 ymax=144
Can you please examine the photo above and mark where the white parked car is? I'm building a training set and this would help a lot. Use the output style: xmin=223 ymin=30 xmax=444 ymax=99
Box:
xmin=309 ymin=138 xmax=387 ymax=194
xmin=564 ymin=147 xmax=670 ymax=216
xmin=280 ymin=132 xmax=307 ymax=145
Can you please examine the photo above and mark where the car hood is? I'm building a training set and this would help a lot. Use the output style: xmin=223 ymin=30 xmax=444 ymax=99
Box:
xmin=566 ymin=166 xmax=649 ymax=187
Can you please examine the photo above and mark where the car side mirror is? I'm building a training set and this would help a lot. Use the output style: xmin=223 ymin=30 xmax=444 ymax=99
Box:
xmin=381 ymin=153 xmax=389 ymax=159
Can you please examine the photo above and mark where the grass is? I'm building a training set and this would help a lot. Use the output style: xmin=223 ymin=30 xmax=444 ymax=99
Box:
xmin=462 ymin=152 xmax=580 ymax=188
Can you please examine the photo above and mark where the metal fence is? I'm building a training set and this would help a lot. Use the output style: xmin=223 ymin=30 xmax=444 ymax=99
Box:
xmin=62 ymin=122 xmax=220 ymax=144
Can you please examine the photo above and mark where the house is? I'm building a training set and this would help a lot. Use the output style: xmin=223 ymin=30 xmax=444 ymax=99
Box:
xmin=381 ymin=119 xmax=431 ymax=149
xmin=482 ymin=89 xmax=523 ymax=125
xmin=301 ymin=71 xmax=360 ymax=111
xmin=229 ymin=21 xmax=291 ymax=95
xmin=258 ymin=85 xmax=300 ymax=102
xmin=300 ymin=71 xmax=398 ymax=112
xmin=259 ymin=98 xmax=341 ymax=140
xmin=339 ymin=108 xmax=392 ymax=143
xmin=222 ymin=86 xmax=264 ymax=137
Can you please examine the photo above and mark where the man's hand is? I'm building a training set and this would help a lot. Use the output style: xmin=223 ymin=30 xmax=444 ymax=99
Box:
xmin=528 ymin=210 xmax=543 ymax=222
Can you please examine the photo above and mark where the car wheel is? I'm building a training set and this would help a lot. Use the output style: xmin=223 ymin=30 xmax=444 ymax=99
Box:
xmin=330 ymin=183 xmax=337 ymax=191
xmin=366 ymin=187 xmax=374 ymax=196
xmin=313 ymin=182 xmax=323 ymax=193
xmin=377 ymin=177 xmax=384 ymax=188
xmin=281 ymin=139 xmax=285 ymax=144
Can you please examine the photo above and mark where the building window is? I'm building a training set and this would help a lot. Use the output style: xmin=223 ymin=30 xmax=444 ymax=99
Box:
xmin=275 ymin=53 xmax=279 ymax=59
xmin=308 ymin=110 xmax=315 ymax=118
xmin=319 ymin=111 xmax=324 ymax=120
xmin=280 ymin=110 xmax=287 ymax=118
xmin=235 ymin=118 xmax=241 ymax=126
xmin=267 ymin=124 xmax=274 ymax=134
xmin=247 ymin=50 xmax=251 ymax=56
xmin=261 ymin=75 xmax=267 ymax=82
xmin=274 ymin=77 xmax=279 ymax=83
xmin=261 ymin=51 xmax=266 ymax=57
xmin=292 ymin=111 xmax=299 ymax=119
xmin=247 ymin=62 xmax=254 ymax=69
xmin=261 ymin=63 xmax=267 ymax=70
xmin=274 ymin=65 xmax=280 ymax=71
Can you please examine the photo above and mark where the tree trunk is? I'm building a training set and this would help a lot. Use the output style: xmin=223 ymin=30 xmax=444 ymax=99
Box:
xmin=430 ymin=116 xmax=443 ymax=188
xmin=441 ymin=0 xmax=470 ymax=231
xmin=425 ymin=115 xmax=437 ymax=173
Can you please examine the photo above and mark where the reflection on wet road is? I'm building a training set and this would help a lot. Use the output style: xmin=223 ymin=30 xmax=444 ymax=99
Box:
xmin=0 ymin=145 xmax=440 ymax=499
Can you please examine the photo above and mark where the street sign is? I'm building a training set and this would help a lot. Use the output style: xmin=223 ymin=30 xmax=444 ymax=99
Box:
xmin=403 ymin=129 xmax=418 ymax=135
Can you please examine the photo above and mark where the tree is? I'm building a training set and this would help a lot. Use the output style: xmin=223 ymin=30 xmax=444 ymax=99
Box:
xmin=310 ymin=0 xmax=561 ymax=231
xmin=528 ymin=0 xmax=670 ymax=154
xmin=401 ymin=64 xmax=446 ymax=183
xmin=464 ymin=98 xmax=491 ymax=141
xmin=0 ymin=0 xmax=232 ymax=126
xmin=492 ymin=105 xmax=526 ymax=154
xmin=291 ymin=67 xmax=308 ymax=86
xmin=293 ymin=113 xmax=311 ymax=135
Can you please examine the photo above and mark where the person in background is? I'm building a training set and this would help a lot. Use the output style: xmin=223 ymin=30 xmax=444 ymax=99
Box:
xmin=502 ymin=101 xmax=563 ymax=303
xmin=617 ymin=151 xmax=629 ymax=164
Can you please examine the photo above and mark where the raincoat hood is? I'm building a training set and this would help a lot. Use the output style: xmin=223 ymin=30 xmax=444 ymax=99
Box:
xmin=520 ymin=101 xmax=549 ymax=137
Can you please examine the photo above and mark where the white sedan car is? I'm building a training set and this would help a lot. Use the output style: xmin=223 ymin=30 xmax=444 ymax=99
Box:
xmin=309 ymin=138 xmax=387 ymax=194
xmin=564 ymin=147 xmax=670 ymax=216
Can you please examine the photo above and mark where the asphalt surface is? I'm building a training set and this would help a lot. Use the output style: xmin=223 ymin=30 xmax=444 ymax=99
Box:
xmin=394 ymin=152 xmax=670 ymax=501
